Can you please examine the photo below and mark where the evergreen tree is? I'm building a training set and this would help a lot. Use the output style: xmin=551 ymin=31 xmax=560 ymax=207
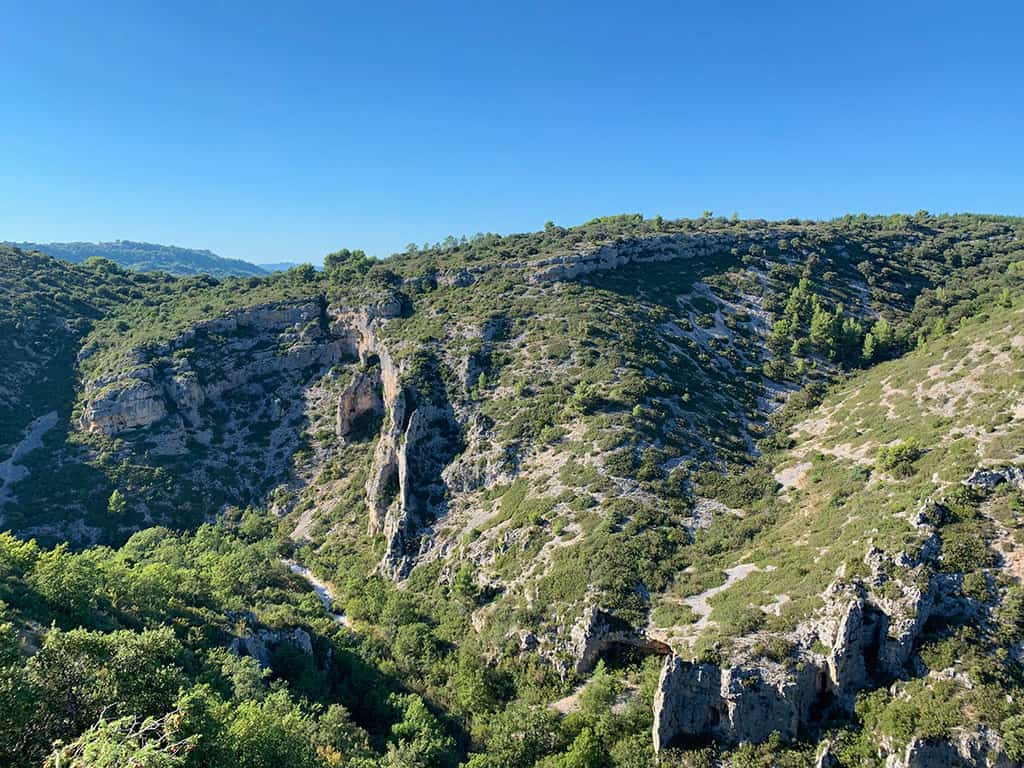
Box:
xmin=862 ymin=331 xmax=876 ymax=363
xmin=870 ymin=316 xmax=893 ymax=357
xmin=108 ymin=489 xmax=128 ymax=517
xmin=809 ymin=300 xmax=835 ymax=355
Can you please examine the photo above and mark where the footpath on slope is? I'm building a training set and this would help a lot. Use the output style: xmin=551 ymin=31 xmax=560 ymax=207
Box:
xmin=282 ymin=559 xmax=349 ymax=626
xmin=0 ymin=411 xmax=58 ymax=509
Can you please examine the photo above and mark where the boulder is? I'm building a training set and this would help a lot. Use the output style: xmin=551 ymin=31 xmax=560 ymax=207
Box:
xmin=965 ymin=466 xmax=1024 ymax=491
xmin=229 ymin=627 xmax=314 ymax=670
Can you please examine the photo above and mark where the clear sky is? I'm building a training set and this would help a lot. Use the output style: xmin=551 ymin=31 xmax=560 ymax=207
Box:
xmin=3 ymin=1 xmax=1022 ymax=265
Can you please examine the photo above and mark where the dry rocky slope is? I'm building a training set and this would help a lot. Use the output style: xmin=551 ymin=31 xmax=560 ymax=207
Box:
xmin=3 ymin=214 xmax=1024 ymax=763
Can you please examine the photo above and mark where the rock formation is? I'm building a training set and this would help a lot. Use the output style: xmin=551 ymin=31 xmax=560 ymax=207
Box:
xmin=528 ymin=232 xmax=742 ymax=283
xmin=965 ymin=465 xmax=1024 ymax=491
xmin=652 ymin=546 xmax=959 ymax=751
xmin=366 ymin=389 xmax=462 ymax=579
xmin=884 ymin=728 xmax=1014 ymax=768
xmin=229 ymin=626 xmax=314 ymax=670
xmin=652 ymin=654 xmax=824 ymax=749
xmin=335 ymin=370 xmax=383 ymax=439
xmin=80 ymin=299 xmax=355 ymax=435
xmin=569 ymin=605 xmax=670 ymax=675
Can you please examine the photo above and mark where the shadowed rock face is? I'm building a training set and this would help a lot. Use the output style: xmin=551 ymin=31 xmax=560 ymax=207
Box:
xmin=652 ymin=655 xmax=822 ymax=750
xmin=569 ymin=606 xmax=670 ymax=676
xmin=229 ymin=627 xmax=313 ymax=670
xmin=965 ymin=465 xmax=1024 ymax=491
xmin=366 ymin=375 xmax=463 ymax=579
xmin=652 ymin=567 xmax=957 ymax=751
xmin=79 ymin=299 xmax=355 ymax=435
xmin=335 ymin=370 xmax=384 ymax=439
xmin=887 ymin=728 xmax=1015 ymax=768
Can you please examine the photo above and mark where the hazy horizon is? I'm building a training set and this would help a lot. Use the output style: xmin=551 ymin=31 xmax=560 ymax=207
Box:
xmin=11 ymin=206 xmax=1024 ymax=269
xmin=4 ymin=1 xmax=1022 ymax=263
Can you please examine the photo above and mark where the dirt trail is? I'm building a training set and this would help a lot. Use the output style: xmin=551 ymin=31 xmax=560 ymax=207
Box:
xmin=685 ymin=563 xmax=773 ymax=631
xmin=0 ymin=411 xmax=58 ymax=508
xmin=551 ymin=680 xmax=588 ymax=714
xmin=283 ymin=560 xmax=348 ymax=626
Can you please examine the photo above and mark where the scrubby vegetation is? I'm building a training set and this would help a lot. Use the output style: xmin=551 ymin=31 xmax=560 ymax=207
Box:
xmin=3 ymin=212 xmax=1024 ymax=766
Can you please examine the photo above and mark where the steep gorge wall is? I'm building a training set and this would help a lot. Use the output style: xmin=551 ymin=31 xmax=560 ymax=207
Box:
xmin=80 ymin=299 xmax=357 ymax=435
xmin=651 ymin=515 xmax=967 ymax=751
xmin=77 ymin=294 xmax=466 ymax=579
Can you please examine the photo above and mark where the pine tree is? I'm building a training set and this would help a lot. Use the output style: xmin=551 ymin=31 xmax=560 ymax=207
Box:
xmin=809 ymin=300 xmax=835 ymax=354
xmin=107 ymin=489 xmax=128 ymax=517
xmin=862 ymin=332 xmax=876 ymax=363
xmin=870 ymin=317 xmax=893 ymax=356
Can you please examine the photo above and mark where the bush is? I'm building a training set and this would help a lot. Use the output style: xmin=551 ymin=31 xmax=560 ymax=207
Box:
xmin=876 ymin=439 xmax=924 ymax=477
xmin=940 ymin=523 xmax=994 ymax=573
xmin=1003 ymin=714 xmax=1024 ymax=763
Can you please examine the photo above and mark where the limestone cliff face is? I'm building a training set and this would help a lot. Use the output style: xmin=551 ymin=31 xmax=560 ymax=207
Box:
xmin=528 ymin=232 xmax=742 ymax=283
xmin=652 ymin=655 xmax=822 ymax=749
xmin=652 ymin=542 xmax=962 ymax=751
xmin=335 ymin=370 xmax=384 ymax=439
xmin=76 ymin=291 xmax=466 ymax=579
xmin=82 ymin=372 xmax=169 ymax=434
xmin=363 ymin=360 xmax=462 ymax=579
xmin=814 ymin=733 xmax=1012 ymax=768
xmin=80 ymin=299 xmax=355 ymax=435
xmin=364 ymin=347 xmax=407 ymax=539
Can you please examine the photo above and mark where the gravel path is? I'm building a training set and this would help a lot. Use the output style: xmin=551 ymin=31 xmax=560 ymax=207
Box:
xmin=684 ymin=563 xmax=772 ymax=631
xmin=283 ymin=559 xmax=348 ymax=626
xmin=0 ymin=411 xmax=58 ymax=508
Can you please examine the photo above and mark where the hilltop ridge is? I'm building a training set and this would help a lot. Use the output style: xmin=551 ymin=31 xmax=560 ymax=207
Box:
xmin=1 ymin=212 xmax=1023 ymax=767
xmin=7 ymin=239 xmax=279 ymax=278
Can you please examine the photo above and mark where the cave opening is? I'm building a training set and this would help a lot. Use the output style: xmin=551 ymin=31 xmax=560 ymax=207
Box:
xmin=861 ymin=605 xmax=887 ymax=684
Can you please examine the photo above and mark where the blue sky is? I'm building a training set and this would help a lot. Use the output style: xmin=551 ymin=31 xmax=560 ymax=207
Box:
xmin=2 ymin=1 xmax=1022 ymax=265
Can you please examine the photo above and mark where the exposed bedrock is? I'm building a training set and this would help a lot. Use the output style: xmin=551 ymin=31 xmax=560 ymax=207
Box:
xmin=78 ymin=296 xmax=418 ymax=439
xmin=652 ymin=564 xmax=962 ymax=751
xmin=369 ymin=398 xmax=462 ymax=580
xmin=229 ymin=626 xmax=313 ymax=670
xmin=80 ymin=299 xmax=357 ymax=435
xmin=965 ymin=465 xmax=1024 ymax=491
xmin=362 ymin=343 xmax=463 ymax=579
xmin=569 ymin=606 xmax=671 ymax=676
xmin=652 ymin=655 xmax=822 ymax=750
xmin=884 ymin=728 xmax=1014 ymax=768
xmin=528 ymin=232 xmax=743 ymax=283
xmin=335 ymin=369 xmax=384 ymax=439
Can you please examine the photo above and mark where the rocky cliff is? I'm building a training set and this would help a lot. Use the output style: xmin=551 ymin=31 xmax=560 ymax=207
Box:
xmin=74 ymin=292 xmax=466 ymax=578
xmin=651 ymin=495 xmax=973 ymax=751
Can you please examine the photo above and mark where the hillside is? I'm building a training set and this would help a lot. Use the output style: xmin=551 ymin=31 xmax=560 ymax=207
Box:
xmin=7 ymin=240 xmax=271 ymax=278
xmin=1 ymin=213 xmax=1023 ymax=767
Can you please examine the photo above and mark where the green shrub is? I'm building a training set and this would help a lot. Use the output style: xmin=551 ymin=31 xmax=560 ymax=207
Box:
xmin=876 ymin=438 xmax=924 ymax=477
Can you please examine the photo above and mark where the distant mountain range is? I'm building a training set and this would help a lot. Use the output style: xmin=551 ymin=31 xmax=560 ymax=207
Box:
xmin=6 ymin=240 xmax=298 ymax=278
